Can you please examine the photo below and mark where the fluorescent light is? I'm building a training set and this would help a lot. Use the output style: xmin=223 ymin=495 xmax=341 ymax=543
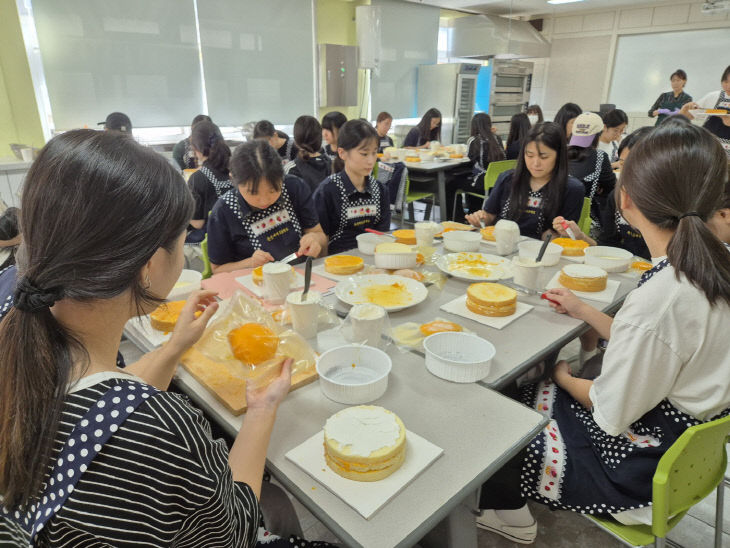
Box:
xmin=547 ymin=0 xmax=584 ymax=4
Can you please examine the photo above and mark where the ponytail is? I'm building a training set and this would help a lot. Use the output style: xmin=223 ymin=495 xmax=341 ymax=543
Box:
xmin=293 ymin=115 xmax=322 ymax=162
xmin=191 ymin=120 xmax=231 ymax=173
xmin=621 ymin=123 xmax=730 ymax=305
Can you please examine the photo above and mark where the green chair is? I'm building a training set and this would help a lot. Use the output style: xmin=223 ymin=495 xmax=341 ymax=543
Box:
xmin=451 ymin=159 xmax=517 ymax=221
xmin=402 ymin=173 xmax=436 ymax=225
xmin=578 ymin=197 xmax=592 ymax=236
xmin=587 ymin=414 xmax=730 ymax=548
xmin=200 ymin=234 xmax=212 ymax=280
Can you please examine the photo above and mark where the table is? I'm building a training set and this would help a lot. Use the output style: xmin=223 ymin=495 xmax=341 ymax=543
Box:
xmin=399 ymin=158 xmax=471 ymax=221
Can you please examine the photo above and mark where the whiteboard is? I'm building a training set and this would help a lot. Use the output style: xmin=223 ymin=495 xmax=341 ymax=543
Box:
xmin=608 ymin=28 xmax=730 ymax=113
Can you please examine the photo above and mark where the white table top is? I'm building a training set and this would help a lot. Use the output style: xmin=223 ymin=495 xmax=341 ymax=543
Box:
xmin=390 ymin=157 xmax=470 ymax=173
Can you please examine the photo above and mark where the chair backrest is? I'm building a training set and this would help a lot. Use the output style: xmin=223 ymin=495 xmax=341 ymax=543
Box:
xmin=651 ymin=413 xmax=730 ymax=538
xmin=372 ymin=162 xmax=379 ymax=179
xmin=578 ymin=197 xmax=591 ymax=235
xmin=484 ymin=160 xmax=517 ymax=194
xmin=200 ymin=234 xmax=212 ymax=279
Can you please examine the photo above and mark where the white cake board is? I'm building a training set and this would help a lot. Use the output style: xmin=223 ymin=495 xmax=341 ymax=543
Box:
xmin=440 ymin=296 xmax=533 ymax=330
xmin=545 ymin=271 xmax=621 ymax=303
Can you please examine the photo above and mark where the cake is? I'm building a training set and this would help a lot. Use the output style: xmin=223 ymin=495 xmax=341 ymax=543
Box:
xmin=480 ymin=226 xmax=495 ymax=241
xmin=392 ymin=229 xmax=417 ymax=245
xmin=707 ymin=109 xmax=727 ymax=114
xmin=552 ymin=237 xmax=590 ymax=256
xmin=324 ymin=255 xmax=364 ymax=275
xmin=631 ymin=260 xmax=652 ymax=272
xmin=558 ymin=264 xmax=608 ymax=292
xmin=405 ymin=156 xmax=421 ymax=163
xmin=465 ymin=283 xmax=517 ymax=317
xmin=227 ymin=323 xmax=279 ymax=365
xmin=419 ymin=320 xmax=463 ymax=336
xmin=374 ymin=242 xmax=412 ymax=254
xmin=449 ymin=153 xmax=464 ymax=159
xmin=324 ymin=405 xmax=406 ymax=482
xmin=252 ymin=265 xmax=264 ymax=285
xmin=150 ymin=301 xmax=200 ymax=332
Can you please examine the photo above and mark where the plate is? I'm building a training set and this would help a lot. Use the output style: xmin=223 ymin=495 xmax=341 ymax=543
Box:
xmin=689 ymin=109 xmax=729 ymax=117
xmin=334 ymin=274 xmax=428 ymax=312
xmin=435 ymin=252 xmax=513 ymax=281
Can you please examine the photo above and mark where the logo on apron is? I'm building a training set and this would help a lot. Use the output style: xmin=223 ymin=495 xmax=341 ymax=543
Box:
xmin=527 ymin=195 xmax=543 ymax=209
xmin=250 ymin=209 xmax=291 ymax=237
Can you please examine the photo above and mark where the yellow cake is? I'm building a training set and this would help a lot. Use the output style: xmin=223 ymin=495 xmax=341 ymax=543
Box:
xmin=227 ymin=323 xmax=279 ymax=365
xmin=466 ymin=283 xmax=517 ymax=317
xmin=404 ymin=156 xmax=421 ymax=163
xmin=324 ymin=405 xmax=406 ymax=482
xmin=449 ymin=153 xmax=464 ymax=159
xmin=392 ymin=229 xmax=417 ymax=245
xmin=252 ymin=265 xmax=264 ymax=285
xmin=558 ymin=264 xmax=608 ymax=292
xmin=324 ymin=255 xmax=364 ymax=275
xmin=419 ymin=320 xmax=463 ymax=337
xmin=631 ymin=260 xmax=652 ymax=272
xmin=150 ymin=301 xmax=201 ymax=332
xmin=480 ymin=226 xmax=496 ymax=242
xmin=552 ymin=237 xmax=590 ymax=256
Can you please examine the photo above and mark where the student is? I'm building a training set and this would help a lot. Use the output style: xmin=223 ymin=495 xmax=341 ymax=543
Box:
xmin=186 ymin=121 xmax=232 ymax=243
xmin=567 ymin=112 xmax=616 ymax=233
xmin=648 ymin=69 xmax=693 ymax=125
xmin=476 ymin=122 xmax=730 ymax=544
xmin=321 ymin=111 xmax=347 ymax=162
xmin=101 ymin=112 xmax=132 ymax=134
xmin=553 ymin=102 xmax=582 ymax=139
xmin=554 ymin=126 xmax=654 ymax=260
xmin=206 ymin=141 xmax=327 ymax=273
xmin=254 ymin=120 xmax=298 ymax=163
xmin=696 ymin=65 xmax=730 ymax=109
xmin=173 ymin=114 xmax=211 ymax=170
xmin=597 ymin=109 xmax=628 ymax=167
xmin=314 ymin=120 xmax=391 ymax=254
xmin=375 ymin=111 xmax=395 ymax=151
xmin=0 ymin=129 xmax=278 ymax=546
xmin=0 ymin=207 xmax=20 ymax=269
xmin=403 ymin=108 xmax=441 ymax=148
xmin=505 ymin=113 xmax=531 ymax=160
xmin=465 ymin=122 xmax=584 ymax=240
xmin=710 ymin=180 xmax=730 ymax=246
xmin=284 ymin=115 xmax=332 ymax=193
xmin=527 ymin=104 xmax=544 ymax=125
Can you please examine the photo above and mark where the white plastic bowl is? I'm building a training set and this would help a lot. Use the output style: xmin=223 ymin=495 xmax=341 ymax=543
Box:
xmin=584 ymin=246 xmax=633 ymax=273
xmin=374 ymin=250 xmax=418 ymax=269
xmin=166 ymin=269 xmax=203 ymax=300
xmin=419 ymin=151 xmax=435 ymax=162
xmin=423 ymin=332 xmax=496 ymax=383
xmin=443 ymin=230 xmax=481 ymax=252
xmin=357 ymin=232 xmax=392 ymax=255
xmin=316 ymin=345 xmax=392 ymax=404
xmin=518 ymin=241 xmax=562 ymax=266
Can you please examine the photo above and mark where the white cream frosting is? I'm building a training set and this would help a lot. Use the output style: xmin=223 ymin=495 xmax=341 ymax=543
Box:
xmin=562 ymin=264 xmax=607 ymax=278
xmin=262 ymin=262 xmax=292 ymax=274
xmin=324 ymin=406 xmax=401 ymax=456
xmin=350 ymin=303 xmax=386 ymax=320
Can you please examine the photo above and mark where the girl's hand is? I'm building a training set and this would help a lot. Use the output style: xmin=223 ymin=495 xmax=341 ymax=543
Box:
xmin=465 ymin=209 xmax=488 ymax=228
xmin=297 ymin=233 xmax=322 ymax=258
xmin=544 ymin=288 xmax=589 ymax=319
xmin=652 ymin=109 xmax=660 ymax=117
xmin=679 ymin=102 xmax=699 ymax=120
xmin=246 ymin=358 xmax=293 ymax=412
xmin=168 ymin=290 xmax=219 ymax=353
xmin=552 ymin=360 xmax=572 ymax=385
xmin=251 ymin=250 xmax=275 ymax=267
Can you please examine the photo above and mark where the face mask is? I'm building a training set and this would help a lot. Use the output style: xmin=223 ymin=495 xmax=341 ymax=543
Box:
xmin=527 ymin=115 xmax=538 ymax=125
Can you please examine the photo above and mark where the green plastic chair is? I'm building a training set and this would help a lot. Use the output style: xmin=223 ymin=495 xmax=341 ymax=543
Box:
xmin=200 ymin=234 xmax=212 ymax=280
xmin=451 ymin=159 xmax=516 ymax=221
xmin=402 ymin=173 xmax=436 ymax=225
xmin=588 ymin=413 xmax=730 ymax=548
xmin=578 ymin=197 xmax=592 ymax=236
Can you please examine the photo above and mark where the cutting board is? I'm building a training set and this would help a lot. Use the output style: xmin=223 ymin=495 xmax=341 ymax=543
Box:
xmin=180 ymin=347 xmax=318 ymax=415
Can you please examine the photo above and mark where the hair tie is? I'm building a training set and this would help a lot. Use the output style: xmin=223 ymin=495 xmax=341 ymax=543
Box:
xmin=678 ymin=212 xmax=701 ymax=220
xmin=14 ymin=277 xmax=63 ymax=313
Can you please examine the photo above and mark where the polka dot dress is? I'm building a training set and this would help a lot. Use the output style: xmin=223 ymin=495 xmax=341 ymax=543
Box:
xmin=329 ymin=172 xmax=382 ymax=246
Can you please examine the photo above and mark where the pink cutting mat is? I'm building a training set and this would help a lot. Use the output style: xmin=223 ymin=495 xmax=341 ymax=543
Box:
xmin=202 ymin=267 xmax=337 ymax=301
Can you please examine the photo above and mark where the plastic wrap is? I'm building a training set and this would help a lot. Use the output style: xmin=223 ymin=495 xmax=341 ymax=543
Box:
xmin=338 ymin=303 xmax=392 ymax=350
xmin=391 ymin=317 xmax=472 ymax=352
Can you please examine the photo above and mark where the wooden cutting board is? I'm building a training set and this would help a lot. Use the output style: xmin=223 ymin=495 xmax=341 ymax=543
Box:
xmin=180 ymin=348 xmax=318 ymax=415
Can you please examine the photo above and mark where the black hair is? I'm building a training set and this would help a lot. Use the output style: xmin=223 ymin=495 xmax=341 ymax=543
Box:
xmin=506 ymin=122 xmax=569 ymax=226
xmin=527 ymin=105 xmax=544 ymax=123
xmin=376 ymin=111 xmax=393 ymax=124
xmin=553 ymin=103 xmax=582 ymax=137
xmin=567 ymin=133 xmax=601 ymax=163
xmin=722 ymin=65 xmax=730 ymax=83
xmin=104 ymin=112 xmax=132 ymax=133
xmin=415 ymin=108 xmax=442 ymax=144
xmin=0 ymin=129 xmax=193 ymax=508
xmin=321 ymin=112 xmax=348 ymax=146
xmin=332 ymin=119 xmax=379 ymax=173
xmin=191 ymin=114 xmax=211 ymax=128
xmin=293 ymin=115 xmax=323 ymax=160
xmin=229 ymin=140 xmax=284 ymax=194
xmin=620 ymin=122 xmax=730 ymax=305
xmin=602 ymin=109 xmax=628 ymax=128
xmin=617 ymin=126 xmax=654 ymax=159
xmin=670 ymin=69 xmax=687 ymax=81
xmin=253 ymin=120 xmax=277 ymax=139
xmin=507 ymin=113 xmax=531 ymax=149
xmin=190 ymin=120 xmax=231 ymax=173
xmin=470 ymin=113 xmax=505 ymax=163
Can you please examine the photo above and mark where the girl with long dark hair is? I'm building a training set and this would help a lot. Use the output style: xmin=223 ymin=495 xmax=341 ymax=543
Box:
xmin=505 ymin=113 xmax=531 ymax=160
xmin=321 ymin=111 xmax=347 ymax=162
xmin=403 ymin=108 xmax=441 ymax=148
xmin=553 ymin=102 xmax=582 ymax=139
xmin=465 ymin=122 xmax=584 ymax=240
xmin=284 ymin=115 xmax=332 ymax=193
xmin=314 ymin=120 xmax=391 ymax=254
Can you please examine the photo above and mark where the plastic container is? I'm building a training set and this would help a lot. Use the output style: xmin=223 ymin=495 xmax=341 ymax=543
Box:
xmin=166 ymin=269 xmax=203 ymax=300
xmin=584 ymin=246 xmax=633 ymax=273
xmin=374 ymin=249 xmax=418 ymax=269
xmin=518 ymin=241 xmax=562 ymax=267
xmin=419 ymin=151 xmax=435 ymax=162
xmin=356 ymin=232 xmax=392 ymax=255
xmin=443 ymin=230 xmax=481 ymax=252
xmin=423 ymin=332 xmax=495 ymax=383
xmin=316 ymin=345 xmax=392 ymax=404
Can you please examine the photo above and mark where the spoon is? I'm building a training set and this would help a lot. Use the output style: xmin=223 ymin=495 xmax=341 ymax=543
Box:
xmin=301 ymin=256 xmax=313 ymax=302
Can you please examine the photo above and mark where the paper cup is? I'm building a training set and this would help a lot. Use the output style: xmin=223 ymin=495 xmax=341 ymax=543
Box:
xmin=415 ymin=221 xmax=440 ymax=247
xmin=494 ymin=220 xmax=520 ymax=256
xmin=263 ymin=262 xmax=292 ymax=304
xmin=350 ymin=304 xmax=386 ymax=348
xmin=286 ymin=290 xmax=321 ymax=339
xmin=511 ymin=256 xmax=544 ymax=292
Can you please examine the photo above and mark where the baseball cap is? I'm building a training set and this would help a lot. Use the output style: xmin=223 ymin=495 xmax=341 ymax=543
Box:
xmin=99 ymin=112 xmax=132 ymax=133
xmin=568 ymin=112 xmax=603 ymax=147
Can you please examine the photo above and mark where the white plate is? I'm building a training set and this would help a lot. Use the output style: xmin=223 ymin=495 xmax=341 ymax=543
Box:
xmin=689 ymin=109 xmax=729 ymax=117
xmin=435 ymin=252 xmax=513 ymax=281
xmin=235 ymin=270 xmax=306 ymax=298
xmin=545 ymin=271 xmax=621 ymax=304
xmin=335 ymin=274 xmax=428 ymax=312
xmin=480 ymin=235 xmax=530 ymax=248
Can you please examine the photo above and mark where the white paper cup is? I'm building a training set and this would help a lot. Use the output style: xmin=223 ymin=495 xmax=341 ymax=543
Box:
xmin=350 ymin=304 xmax=386 ymax=348
xmin=286 ymin=290 xmax=321 ymax=339
xmin=415 ymin=221 xmax=440 ymax=247
xmin=20 ymin=148 xmax=33 ymax=162
xmin=494 ymin=220 xmax=520 ymax=256
xmin=263 ymin=262 xmax=292 ymax=304
xmin=511 ymin=256 xmax=544 ymax=292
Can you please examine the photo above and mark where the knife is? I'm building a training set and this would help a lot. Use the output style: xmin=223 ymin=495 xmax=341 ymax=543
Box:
xmin=560 ymin=219 xmax=576 ymax=240
xmin=301 ymin=257 xmax=313 ymax=302
xmin=280 ymin=251 xmax=301 ymax=264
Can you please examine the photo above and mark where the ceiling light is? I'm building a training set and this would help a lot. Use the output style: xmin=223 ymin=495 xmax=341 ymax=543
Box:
xmin=547 ymin=0 xmax=584 ymax=4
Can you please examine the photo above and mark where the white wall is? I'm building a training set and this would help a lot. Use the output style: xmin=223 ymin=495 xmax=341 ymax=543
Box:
xmin=530 ymin=1 xmax=730 ymax=131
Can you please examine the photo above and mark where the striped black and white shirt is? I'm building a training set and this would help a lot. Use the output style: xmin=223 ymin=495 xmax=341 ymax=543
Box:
xmin=0 ymin=372 xmax=261 ymax=547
